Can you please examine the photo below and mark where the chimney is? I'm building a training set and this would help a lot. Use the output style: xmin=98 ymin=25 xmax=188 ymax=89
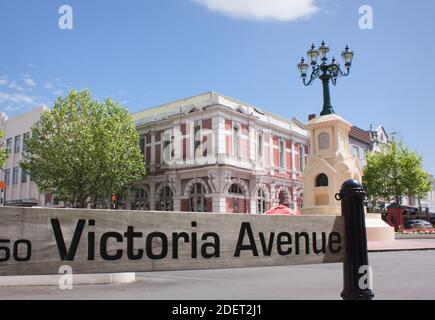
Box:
xmin=308 ymin=114 xmax=316 ymax=121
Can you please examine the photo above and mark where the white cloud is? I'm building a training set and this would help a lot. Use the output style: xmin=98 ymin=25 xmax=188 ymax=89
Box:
xmin=193 ymin=0 xmax=319 ymax=21
xmin=0 ymin=74 xmax=46 ymax=114
xmin=0 ymin=73 xmax=62 ymax=117
xmin=23 ymin=74 xmax=37 ymax=87
xmin=0 ymin=91 xmax=40 ymax=113
xmin=45 ymin=82 xmax=54 ymax=90
xmin=8 ymin=81 xmax=25 ymax=92
xmin=25 ymin=78 xmax=37 ymax=87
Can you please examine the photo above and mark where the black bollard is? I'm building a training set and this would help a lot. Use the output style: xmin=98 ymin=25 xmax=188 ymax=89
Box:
xmin=336 ymin=179 xmax=374 ymax=300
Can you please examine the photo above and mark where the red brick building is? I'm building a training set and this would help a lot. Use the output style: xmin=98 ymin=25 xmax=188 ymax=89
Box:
xmin=130 ymin=92 xmax=309 ymax=214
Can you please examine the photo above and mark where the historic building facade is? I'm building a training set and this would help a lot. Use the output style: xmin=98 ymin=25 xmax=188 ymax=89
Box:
xmin=130 ymin=92 xmax=309 ymax=214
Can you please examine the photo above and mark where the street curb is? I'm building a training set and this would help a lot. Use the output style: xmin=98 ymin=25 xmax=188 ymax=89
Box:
xmin=369 ymin=247 xmax=435 ymax=253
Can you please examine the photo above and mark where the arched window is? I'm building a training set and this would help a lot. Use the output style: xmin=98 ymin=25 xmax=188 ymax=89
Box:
xmin=316 ymin=174 xmax=329 ymax=187
xmin=134 ymin=187 xmax=150 ymax=211
xmin=229 ymin=184 xmax=244 ymax=195
xmin=228 ymin=183 xmax=245 ymax=213
xmin=159 ymin=186 xmax=173 ymax=211
xmin=257 ymin=188 xmax=267 ymax=214
xmin=190 ymin=183 xmax=206 ymax=212
xmin=278 ymin=190 xmax=290 ymax=207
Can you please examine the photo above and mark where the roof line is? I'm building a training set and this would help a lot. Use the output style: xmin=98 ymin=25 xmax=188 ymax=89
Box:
xmin=132 ymin=91 xmax=216 ymax=115
xmin=133 ymin=91 xmax=299 ymax=125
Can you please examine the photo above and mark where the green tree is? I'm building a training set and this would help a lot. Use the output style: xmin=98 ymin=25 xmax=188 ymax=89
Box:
xmin=0 ymin=130 xmax=7 ymax=169
xmin=363 ymin=141 xmax=431 ymax=206
xmin=21 ymin=89 xmax=145 ymax=208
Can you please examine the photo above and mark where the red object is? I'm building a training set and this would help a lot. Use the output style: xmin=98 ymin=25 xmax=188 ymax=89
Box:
xmin=403 ymin=228 xmax=435 ymax=233
xmin=0 ymin=181 xmax=5 ymax=190
xmin=111 ymin=194 xmax=117 ymax=203
xmin=265 ymin=205 xmax=300 ymax=215
xmin=387 ymin=205 xmax=404 ymax=232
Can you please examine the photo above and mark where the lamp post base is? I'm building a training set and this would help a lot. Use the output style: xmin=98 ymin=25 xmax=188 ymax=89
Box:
xmin=320 ymin=106 xmax=335 ymax=116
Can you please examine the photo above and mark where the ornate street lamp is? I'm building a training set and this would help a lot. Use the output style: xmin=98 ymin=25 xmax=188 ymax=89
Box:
xmin=297 ymin=41 xmax=354 ymax=116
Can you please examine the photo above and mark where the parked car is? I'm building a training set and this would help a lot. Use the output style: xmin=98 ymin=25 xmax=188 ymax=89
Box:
xmin=406 ymin=219 xmax=433 ymax=229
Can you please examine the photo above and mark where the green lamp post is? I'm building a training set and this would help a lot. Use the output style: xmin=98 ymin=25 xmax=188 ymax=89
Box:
xmin=297 ymin=41 xmax=354 ymax=116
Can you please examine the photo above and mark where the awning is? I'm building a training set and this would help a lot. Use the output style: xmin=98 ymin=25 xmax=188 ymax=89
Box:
xmin=265 ymin=205 xmax=300 ymax=215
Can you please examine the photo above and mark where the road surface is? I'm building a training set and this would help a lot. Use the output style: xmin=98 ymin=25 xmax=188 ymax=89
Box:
xmin=0 ymin=250 xmax=433 ymax=300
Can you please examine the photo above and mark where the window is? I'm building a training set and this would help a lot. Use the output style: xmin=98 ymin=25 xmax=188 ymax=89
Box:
xmin=229 ymin=184 xmax=244 ymax=195
xmin=163 ymin=140 xmax=170 ymax=161
xmin=190 ymin=183 xmax=206 ymax=212
xmin=257 ymin=131 xmax=263 ymax=159
xmin=299 ymin=145 xmax=305 ymax=172
xmin=14 ymin=135 xmax=21 ymax=153
xmin=278 ymin=190 xmax=289 ymax=206
xmin=159 ymin=186 xmax=173 ymax=211
xmin=352 ymin=145 xmax=360 ymax=158
xmin=12 ymin=167 xmax=19 ymax=184
xmin=352 ymin=145 xmax=365 ymax=160
xmin=194 ymin=121 xmax=202 ymax=158
xmin=21 ymin=167 xmax=27 ymax=183
xmin=279 ymin=139 xmax=286 ymax=169
xmin=5 ymin=169 xmax=10 ymax=186
xmin=23 ymin=133 xmax=30 ymax=152
xmin=162 ymin=135 xmax=174 ymax=163
xmin=360 ymin=148 xmax=365 ymax=160
xmin=139 ymin=137 xmax=145 ymax=155
xmin=233 ymin=126 xmax=240 ymax=157
xmin=134 ymin=187 xmax=150 ymax=210
xmin=229 ymin=183 xmax=245 ymax=213
xmin=257 ymin=188 xmax=267 ymax=214
xmin=6 ymin=138 xmax=12 ymax=154
xmin=316 ymin=174 xmax=329 ymax=187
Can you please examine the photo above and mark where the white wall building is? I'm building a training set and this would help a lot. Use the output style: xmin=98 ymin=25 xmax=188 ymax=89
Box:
xmin=0 ymin=106 xmax=49 ymax=206
xmin=368 ymin=125 xmax=389 ymax=153
xmin=418 ymin=176 xmax=435 ymax=213
xmin=348 ymin=126 xmax=372 ymax=169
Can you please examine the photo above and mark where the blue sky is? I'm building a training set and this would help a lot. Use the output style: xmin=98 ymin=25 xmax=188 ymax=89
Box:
xmin=1 ymin=0 xmax=434 ymax=173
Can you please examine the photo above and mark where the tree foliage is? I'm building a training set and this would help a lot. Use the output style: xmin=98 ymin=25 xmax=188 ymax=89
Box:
xmin=21 ymin=89 xmax=145 ymax=208
xmin=363 ymin=141 xmax=431 ymax=205
xmin=0 ymin=130 xmax=7 ymax=169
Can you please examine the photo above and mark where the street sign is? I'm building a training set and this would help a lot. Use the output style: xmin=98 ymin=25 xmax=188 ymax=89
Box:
xmin=0 ymin=207 xmax=344 ymax=276
xmin=0 ymin=180 xmax=375 ymax=300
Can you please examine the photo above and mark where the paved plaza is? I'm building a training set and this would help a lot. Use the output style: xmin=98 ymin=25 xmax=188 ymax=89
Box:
xmin=0 ymin=247 xmax=434 ymax=300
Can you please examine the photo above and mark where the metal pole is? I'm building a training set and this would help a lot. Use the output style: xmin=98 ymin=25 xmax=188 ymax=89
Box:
xmin=2 ymin=185 xmax=5 ymax=207
xmin=336 ymin=179 xmax=374 ymax=300
xmin=319 ymin=71 xmax=334 ymax=116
